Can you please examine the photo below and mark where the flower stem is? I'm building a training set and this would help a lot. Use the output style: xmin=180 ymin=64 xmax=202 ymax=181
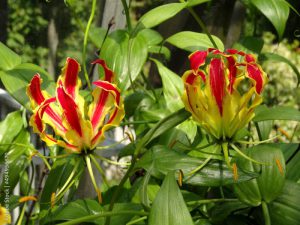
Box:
xmin=57 ymin=211 xmax=148 ymax=225
xmin=121 ymin=0 xmax=132 ymax=32
xmin=82 ymin=0 xmax=97 ymax=90
xmin=262 ymin=201 xmax=271 ymax=225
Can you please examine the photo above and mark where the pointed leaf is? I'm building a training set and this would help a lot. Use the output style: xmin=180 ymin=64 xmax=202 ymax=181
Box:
xmin=138 ymin=3 xmax=187 ymax=28
xmin=0 ymin=42 xmax=21 ymax=71
xmin=149 ymin=171 xmax=194 ymax=225
xmin=250 ymin=0 xmax=289 ymax=39
xmin=166 ymin=31 xmax=224 ymax=52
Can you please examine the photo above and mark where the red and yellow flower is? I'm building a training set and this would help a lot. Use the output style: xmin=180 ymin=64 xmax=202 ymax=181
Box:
xmin=182 ymin=49 xmax=268 ymax=140
xmin=27 ymin=58 xmax=124 ymax=153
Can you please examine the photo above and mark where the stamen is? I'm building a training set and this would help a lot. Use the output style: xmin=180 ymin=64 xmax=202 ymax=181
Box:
xmin=51 ymin=192 xmax=56 ymax=208
xmin=232 ymin=163 xmax=238 ymax=181
xmin=19 ymin=196 xmax=37 ymax=203
xmin=178 ymin=170 xmax=184 ymax=187
xmin=275 ymin=157 xmax=284 ymax=175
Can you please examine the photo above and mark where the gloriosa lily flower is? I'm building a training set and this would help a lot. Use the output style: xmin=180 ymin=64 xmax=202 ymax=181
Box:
xmin=27 ymin=58 xmax=124 ymax=153
xmin=182 ymin=48 xmax=268 ymax=140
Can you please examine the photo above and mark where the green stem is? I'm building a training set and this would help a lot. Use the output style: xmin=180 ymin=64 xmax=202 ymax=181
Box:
xmin=182 ymin=1 xmax=218 ymax=49
xmin=105 ymin=158 xmax=137 ymax=225
xmin=90 ymin=154 xmax=110 ymax=188
xmin=85 ymin=155 xmax=102 ymax=203
xmin=262 ymin=201 xmax=271 ymax=225
xmin=56 ymin=159 xmax=80 ymax=198
xmin=120 ymin=120 xmax=157 ymax=126
xmin=93 ymin=154 xmax=130 ymax=166
xmin=230 ymin=143 xmax=265 ymax=165
xmin=126 ymin=216 xmax=147 ymax=225
xmin=187 ymin=198 xmax=238 ymax=206
xmin=82 ymin=0 xmax=97 ymax=90
xmin=57 ymin=211 xmax=148 ymax=225
xmin=16 ymin=203 xmax=27 ymax=225
xmin=121 ymin=0 xmax=132 ymax=32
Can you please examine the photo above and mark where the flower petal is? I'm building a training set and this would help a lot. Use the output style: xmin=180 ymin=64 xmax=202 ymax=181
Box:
xmin=89 ymin=81 xmax=121 ymax=132
xmin=226 ymin=56 xmax=237 ymax=93
xmin=59 ymin=58 xmax=81 ymax=99
xmin=246 ymin=64 xmax=264 ymax=94
xmin=92 ymin=59 xmax=115 ymax=83
xmin=27 ymin=74 xmax=46 ymax=107
xmin=189 ymin=51 xmax=207 ymax=72
xmin=209 ymin=58 xmax=225 ymax=115
xmin=57 ymin=83 xmax=83 ymax=137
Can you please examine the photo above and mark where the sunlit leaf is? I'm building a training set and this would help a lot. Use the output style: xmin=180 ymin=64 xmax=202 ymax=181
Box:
xmin=0 ymin=42 xmax=21 ymax=71
xmin=100 ymin=30 xmax=148 ymax=90
xmin=0 ymin=63 xmax=54 ymax=108
xmin=166 ymin=31 xmax=224 ymax=52
xmin=187 ymin=0 xmax=210 ymax=7
xmin=138 ymin=3 xmax=187 ymax=29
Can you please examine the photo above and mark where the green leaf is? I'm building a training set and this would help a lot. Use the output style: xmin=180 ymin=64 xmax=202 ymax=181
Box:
xmin=259 ymin=52 xmax=300 ymax=86
xmin=140 ymin=108 xmax=191 ymax=148
xmin=253 ymin=105 xmax=300 ymax=122
xmin=269 ymin=181 xmax=300 ymax=225
xmin=0 ymin=42 xmax=21 ymax=71
xmin=187 ymin=0 xmax=210 ymax=7
xmin=138 ymin=3 xmax=187 ymax=28
xmin=43 ymin=199 xmax=103 ymax=224
xmin=151 ymin=60 xmax=198 ymax=141
xmin=0 ymin=129 xmax=31 ymax=193
xmin=0 ymin=111 xmax=23 ymax=155
xmin=136 ymin=145 xmax=257 ymax=186
xmin=152 ymin=59 xmax=183 ymax=112
xmin=89 ymin=27 xmax=107 ymax=49
xmin=234 ymin=144 xmax=285 ymax=206
xmin=100 ymin=30 xmax=148 ymax=90
xmin=139 ymin=29 xmax=163 ymax=46
xmin=250 ymin=0 xmax=289 ymax=39
xmin=148 ymin=45 xmax=171 ymax=60
xmin=0 ymin=63 xmax=54 ymax=108
xmin=166 ymin=31 xmax=224 ymax=52
xmin=149 ymin=171 xmax=194 ymax=225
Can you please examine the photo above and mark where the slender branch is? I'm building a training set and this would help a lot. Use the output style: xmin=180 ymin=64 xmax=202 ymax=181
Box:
xmin=82 ymin=0 xmax=97 ymax=90
xmin=58 ymin=210 xmax=148 ymax=225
